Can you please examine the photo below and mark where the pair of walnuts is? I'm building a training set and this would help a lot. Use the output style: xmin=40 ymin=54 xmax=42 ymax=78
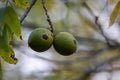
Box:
xmin=28 ymin=28 xmax=77 ymax=56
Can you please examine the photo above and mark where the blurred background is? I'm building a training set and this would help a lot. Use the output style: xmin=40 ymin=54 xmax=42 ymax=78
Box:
xmin=0 ymin=0 xmax=120 ymax=80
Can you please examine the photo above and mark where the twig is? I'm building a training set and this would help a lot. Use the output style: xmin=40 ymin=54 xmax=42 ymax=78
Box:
xmin=95 ymin=16 xmax=111 ymax=47
xmin=83 ymin=2 xmax=112 ymax=47
xmin=20 ymin=0 xmax=37 ymax=24
xmin=41 ymin=0 xmax=54 ymax=33
xmin=82 ymin=2 xmax=95 ymax=17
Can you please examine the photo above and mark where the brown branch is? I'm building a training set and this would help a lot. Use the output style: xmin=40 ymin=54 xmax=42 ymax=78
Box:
xmin=41 ymin=0 xmax=54 ymax=33
xmin=20 ymin=0 xmax=37 ymax=24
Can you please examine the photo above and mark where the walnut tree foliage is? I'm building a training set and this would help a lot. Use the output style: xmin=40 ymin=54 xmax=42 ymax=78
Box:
xmin=0 ymin=0 xmax=29 ymax=64
xmin=0 ymin=0 xmax=120 ymax=80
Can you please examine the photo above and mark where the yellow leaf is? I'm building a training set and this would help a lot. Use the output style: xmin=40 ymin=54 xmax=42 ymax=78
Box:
xmin=45 ymin=0 xmax=55 ymax=10
xmin=109 ymin=1 xmax=120 ymax=27
xmin=1 ymin=46 xmax=18 ymax=64
xmin=13 ymin=0 xmax=29 ymax=9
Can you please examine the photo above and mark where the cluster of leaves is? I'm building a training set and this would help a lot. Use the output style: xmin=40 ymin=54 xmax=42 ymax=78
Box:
xmin=0 ymin=0 xmax=30 ymax=64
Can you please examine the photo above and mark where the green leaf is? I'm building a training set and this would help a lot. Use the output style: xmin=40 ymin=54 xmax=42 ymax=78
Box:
xmin=1 ymin=46 xmax=18 ymax=64
xmin=13 ymin=0 xmax=29 ymax=9
xmin=5 ymin=24 xmax=13 ymax=42
xmin=109 ymin=1 xmax=120 ymax=26
xmin=5 ymin=6 xmax=22 ymax=39
xmin=0 ymin=6 xmax=21 ymax=64
xmin=0 ymin=26 xmax=9 ymax=56
xmin=0 ymin=26 xmax=17 ymax=64
xmin=0 ymin=7 xmax=6 ymax=36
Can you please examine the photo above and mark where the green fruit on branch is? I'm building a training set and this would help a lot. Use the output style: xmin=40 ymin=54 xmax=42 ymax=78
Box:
xmin=28 ymin=28 xmax=53 ymax=52
xmin=53 ymin=32 xmax=77 ymax=56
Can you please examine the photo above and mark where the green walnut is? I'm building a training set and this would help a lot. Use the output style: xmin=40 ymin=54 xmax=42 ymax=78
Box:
xmin=28 ymin=28 xmax=53 ymax=52
xmin=53 ymin=32 xmax=77 ymax=56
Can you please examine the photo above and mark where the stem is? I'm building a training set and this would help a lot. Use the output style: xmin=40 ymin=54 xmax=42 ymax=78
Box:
xmin=83 ymin=2 xmax=112 ymax=47
xmin=20 ymin=0 xmax=37 ymax=24
xmin=41 ymin=0 xmax=54 ymax=33
xmin=95 ymin=16 xmax=111 ymax=47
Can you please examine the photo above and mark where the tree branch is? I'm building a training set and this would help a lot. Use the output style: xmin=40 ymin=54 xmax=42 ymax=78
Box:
xmin=20 ymin=0 xmax=37 ymax=24
xmin=83 ymin=2 xmax=112 ymax=47
xmin=41 ymin=0 xmax=54 ymax=33
xmin=95 ymin=16 xmax=112 ymax=47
